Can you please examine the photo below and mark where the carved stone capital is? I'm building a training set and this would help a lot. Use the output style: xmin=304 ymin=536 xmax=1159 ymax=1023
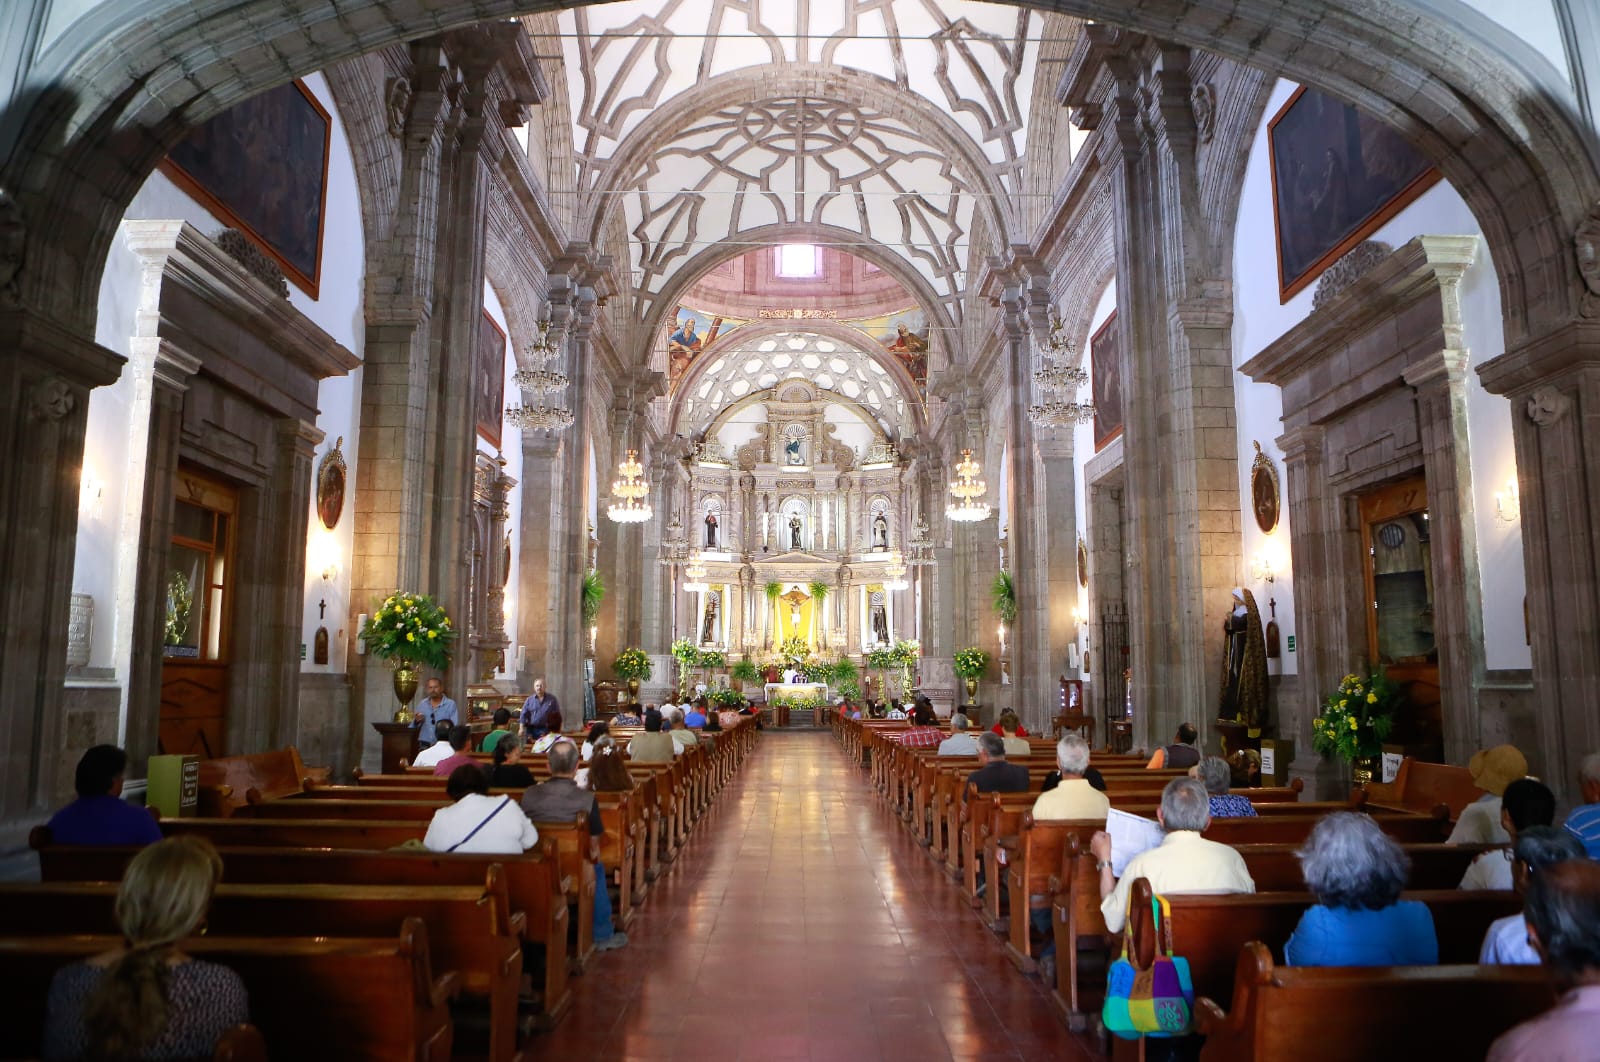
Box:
xmin=26 ymin=376 xmax=76 ymax=421
xmin=1526 ymin=386 xmax=1572 ymax=428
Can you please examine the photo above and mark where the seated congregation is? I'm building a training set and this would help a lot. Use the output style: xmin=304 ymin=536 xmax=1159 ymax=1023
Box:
xmin=14 ymin=697 xmax=756 ymax=1061
xmin=839 ymin=713 xmax=1600 ymax=1060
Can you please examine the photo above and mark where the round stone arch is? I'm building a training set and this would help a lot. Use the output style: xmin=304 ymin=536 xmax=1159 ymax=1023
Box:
xmin=667 ymin=317 xmax=928 ymax=439
xmin=580 ymin=61 xmax=1019 ymax=249
xmin=695 ymin=382 xmax=899 ymax=458
xmin=0 ymin=0 xmax=1594 ymax=355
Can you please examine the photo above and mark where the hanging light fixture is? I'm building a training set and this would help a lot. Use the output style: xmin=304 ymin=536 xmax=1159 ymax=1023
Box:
xmin=947 ymin=448 xmax=992 ymax=523
xmin=682 ymin=550 xmax=709 ymax=593
xmin=1028 ymin=312 xmax=1096 ymax=429
xmin=607 ymin=448 xmax=653 ymax=524
xmin=883 ymin=550 xmax=909 ymax=591
xmin=506 ymin=319 xmax=575 ymax=435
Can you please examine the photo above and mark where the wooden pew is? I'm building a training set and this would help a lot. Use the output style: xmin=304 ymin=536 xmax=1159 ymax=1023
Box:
xmin=198 ymin=745 xmax=329 ymax=817
xmin=0 ymin=878 xmax=526 ymax=1062
xmin=0 ymin=919 xmax=458 ymax=1062
xmin=1124 ymin=876 xmax=1522 ymax=1012
xmin=1363 ymin=756 xmax=1482 ymax=822
xmin=1193 ymin=943 xmax=1553 ymax=1061
xmin=30 ymin=835 xmax=574 ymax=1034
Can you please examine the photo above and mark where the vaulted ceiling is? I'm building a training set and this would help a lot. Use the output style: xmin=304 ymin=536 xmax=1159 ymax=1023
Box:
xmin=550 ymin=0 xmax=1042 ymax=331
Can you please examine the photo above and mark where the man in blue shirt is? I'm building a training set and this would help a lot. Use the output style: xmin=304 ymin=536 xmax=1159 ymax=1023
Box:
xmin=47 ymin=745 xmax=163 ymax=846
xmin=683 ymin=698 xmax=708 ymax=729
xmin=412 ymin=677 xmax=458 ymax=747
xmin=521 ymin=678 xmax=562 ymax=741
xmin=1563 ymin=751 xmax=1600 ymax=859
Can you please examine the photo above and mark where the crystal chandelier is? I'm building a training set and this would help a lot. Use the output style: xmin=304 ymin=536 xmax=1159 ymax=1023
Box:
xmin=505 ymin=319 xmax=574 ymax=435
xmin=946 ymin=448 xmax=992 ymax=523
xmin=883 ymin=550 xmax=909 ymax=591
xmin=1028 ymin=313 xmax=1096 ymax=429
xmin=607 ymin=448 xmax=653 ymax=524
xmin=682 ymin=550 xmax=709 ymax=593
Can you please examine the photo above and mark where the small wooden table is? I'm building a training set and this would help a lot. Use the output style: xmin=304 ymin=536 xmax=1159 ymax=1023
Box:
xmin=370 ymin=722 xmax=419 ymax=775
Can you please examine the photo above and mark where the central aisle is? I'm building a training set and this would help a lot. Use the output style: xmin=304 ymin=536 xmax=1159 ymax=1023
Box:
xmin=542 ymin=731 xmax=1095 ymax=1060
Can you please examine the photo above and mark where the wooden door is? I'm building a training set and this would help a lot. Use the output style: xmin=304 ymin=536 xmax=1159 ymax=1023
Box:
xmin=160 ymin=470 xmax=238 ymax=759
xmin=1358 ymin=475 xmax=1442 ymax=760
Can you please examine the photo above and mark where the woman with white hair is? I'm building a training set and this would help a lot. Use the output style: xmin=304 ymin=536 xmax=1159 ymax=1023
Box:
xmin=1192 ymin=755 xmax=1257 ymax=818
xmin=1284 ymin=811 xmax=1438 ymax=966
xmin=1032 ymin=735 xmax=1109 ymax=821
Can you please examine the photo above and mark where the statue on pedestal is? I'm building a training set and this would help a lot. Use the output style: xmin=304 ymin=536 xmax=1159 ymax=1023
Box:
xmin=873 ymin=513 xmax=888 ymax=549
xmin=1218 ymin=586 xmax=1268 ymax=736
xmin=789 ymin=515 xmax=803 ymax=550
xmin=704 ymin=512 xmax=718 ymax=548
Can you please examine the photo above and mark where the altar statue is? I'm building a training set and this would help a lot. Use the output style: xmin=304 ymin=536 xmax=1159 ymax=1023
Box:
xmin=873 ymin=513 xmax=888 ymax=549
xmin=704 ymin=511 xmax=718 ymax=548
xmin=789 ymin=515 xmax=802 ymax=550
xmin=870 ymin=603 xmax=889 ymax=645
xmin=702 ymin=592 xmax=719 ymax=644
xmin=789 ymin=596 xmax=803 ymax=632
xmin=785 ymin=436 xmax=803 ymax=465
xmin=1218 ymin=586 xmax=1268 ymax=736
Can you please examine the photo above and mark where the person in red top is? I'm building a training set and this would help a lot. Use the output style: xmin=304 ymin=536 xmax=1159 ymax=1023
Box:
xmin=991 ymin=709 xmax=1029 ymax=737
xmin=895 ymin=724 xmax=944 ymax=749
xmin=432 ymin=725 xmax=480 ymax=778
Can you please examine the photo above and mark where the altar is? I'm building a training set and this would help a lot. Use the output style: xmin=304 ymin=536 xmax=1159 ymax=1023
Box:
xmin=765 ymin=682 xmax=829 ymax=706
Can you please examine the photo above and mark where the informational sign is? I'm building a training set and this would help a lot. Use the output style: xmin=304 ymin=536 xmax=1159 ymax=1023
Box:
xmin=1382 ymin=750 xmax=1404 ymax=784
xmin=1286 ymin=635 xmax=1296 ymax=652
xmin=1259 ymin=746 xmax=1276 ymax=778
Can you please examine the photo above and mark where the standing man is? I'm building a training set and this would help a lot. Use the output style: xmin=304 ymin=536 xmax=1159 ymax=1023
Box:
xmin=413 ymin=678 xmax=458 ymax=747
xmin=521 ymin=678 xmax=563 ymax=742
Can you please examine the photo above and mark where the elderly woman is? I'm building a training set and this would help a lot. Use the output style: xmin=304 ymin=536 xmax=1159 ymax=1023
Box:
xmin=423 ymin=764 xmax=537 ymax=855
xmin=1487 ymin=861 xmax=1600 ymax=1060
xmin=1193 ymin=755 xmax=1257 ymax=818
xmin=1480 ymin=826 xmax=1587 ymax=964
xmin=1284 ymin=811 xmax=1438 ymax=966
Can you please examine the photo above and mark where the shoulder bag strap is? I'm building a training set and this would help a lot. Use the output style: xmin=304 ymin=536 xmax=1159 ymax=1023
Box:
xmin=447 ymin=795 xmax=511 ymax=852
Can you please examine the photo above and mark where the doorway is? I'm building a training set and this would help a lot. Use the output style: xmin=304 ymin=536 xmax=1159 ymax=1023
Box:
xmin=159 ymin=469 xmax=238 ymax=759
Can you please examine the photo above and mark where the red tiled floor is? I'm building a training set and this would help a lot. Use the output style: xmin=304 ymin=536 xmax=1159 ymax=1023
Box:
xmin=557 ymin=731 xmax=1100 ymax=1061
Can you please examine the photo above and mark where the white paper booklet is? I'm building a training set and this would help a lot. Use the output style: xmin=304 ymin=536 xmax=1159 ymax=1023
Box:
xmin=1105 ymin=807 xmax=1166 ymax=877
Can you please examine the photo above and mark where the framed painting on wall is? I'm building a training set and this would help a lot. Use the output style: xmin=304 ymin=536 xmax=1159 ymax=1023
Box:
xmin=1267 ymin=86 xmax=1440 ymax=302
xmin=160 ymin=79 xmax=332 ymax=297
xmin=477 ymin=310 xmax=507 ymax=449
xmin=1091 ymin=311 xmax=1123 ymax=452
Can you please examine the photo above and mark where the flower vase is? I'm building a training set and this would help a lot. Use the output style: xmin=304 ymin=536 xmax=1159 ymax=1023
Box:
xmin=626 ymin=677 xmax=641 ymax=705
xmin=392 ymin=664 xmax=420 ymax=723
xmin=1352 ymin=755 xmax=1378 ymax=787
xmin=964 ymin=677 xmax=979 ymax=706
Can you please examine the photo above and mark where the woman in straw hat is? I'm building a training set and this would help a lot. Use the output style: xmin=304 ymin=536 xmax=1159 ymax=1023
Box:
xmin=1448 ymin=744 xmax=1530 ymax=846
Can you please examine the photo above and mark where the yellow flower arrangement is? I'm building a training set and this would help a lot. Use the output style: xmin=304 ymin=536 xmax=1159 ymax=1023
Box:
xmin=1313 ymin=668 xmax=1399 ymax=763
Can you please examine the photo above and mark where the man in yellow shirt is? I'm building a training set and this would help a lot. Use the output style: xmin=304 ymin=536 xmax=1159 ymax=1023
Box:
xmin=1032 ymin=735 xmax=1110 ymax=821
xmin=1091 ymin=777 xmax=1255 ymax=932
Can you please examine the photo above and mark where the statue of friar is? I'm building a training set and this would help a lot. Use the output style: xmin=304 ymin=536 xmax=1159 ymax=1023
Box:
xmin=1218 ymin=586 xmax=1269 ymax=736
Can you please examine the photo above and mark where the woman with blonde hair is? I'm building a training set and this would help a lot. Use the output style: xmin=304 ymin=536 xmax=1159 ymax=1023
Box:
xmin=43 ymin=835 xmax=249 ymax=1060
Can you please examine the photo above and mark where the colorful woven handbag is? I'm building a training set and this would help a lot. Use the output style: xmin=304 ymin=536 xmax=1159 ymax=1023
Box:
xmin=1102 ymin=892 xmax=1194 ymax=1039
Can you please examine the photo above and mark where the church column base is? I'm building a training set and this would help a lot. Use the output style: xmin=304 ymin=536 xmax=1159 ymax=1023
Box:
xmin=1287 ymin=753 xmax=1349 ymax=801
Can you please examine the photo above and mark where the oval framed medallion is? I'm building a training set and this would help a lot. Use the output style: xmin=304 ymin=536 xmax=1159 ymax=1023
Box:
xmin=316 ymin=436 xmax=347 ymax=530
xmin=1076 ymin=534 xmax=1089 ymax=588
xmin=1250 ymin=440 xmax=1280 ymax=534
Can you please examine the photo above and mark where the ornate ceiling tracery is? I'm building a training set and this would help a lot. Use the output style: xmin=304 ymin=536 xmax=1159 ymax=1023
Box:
xmin=550 ymin=0 xmax=1042 ymax=331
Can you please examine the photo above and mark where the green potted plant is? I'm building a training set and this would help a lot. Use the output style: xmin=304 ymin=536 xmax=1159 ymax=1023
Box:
xmin=698 ymin=649 xmax=726 ymax=671
xmin=613 ymin=647 xmax=653 ymax=705
xmin=765 ymin=581 xmax=782 ymax=650
xmin=865 ymin=645 xmax=896 ymax=704
xmin=808 ymin=579 xmax=829 ymax=641
xmin=953 ymin=646 xmax=990 ymax=708
xmin=891 ymin=639 xmax=921 ymax=702
xmin=581 ymin=569 xmax=605 ymax=655
xmin=670 ymin=637 xmax=700 ymax=700
xmin=710 ymin=686 xmax=744 ymax=709
xmin=991 ymin=570 xmax=1017 ymax=626
xmin=361 ymin=591 xmax=458 ymax=722
xmin=730 ymin=657 xmax=761 ymax=691
xmin=1313 ymin=669 xmax=1399 ymax=785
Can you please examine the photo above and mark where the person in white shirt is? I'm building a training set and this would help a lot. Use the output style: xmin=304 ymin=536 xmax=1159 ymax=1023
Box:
xmin=1033 ymin=735 xmax=1110 ymax=821
xmin=1091 ymin=777 xmax=1256 ymax=932
xmin=410 ymin=722 xmax=455 ymax=769
xmin=580 ymin=721 xmax=610 ymax=764
xmin=423 ymin=764 xmax=538 ymax=855
xmin=937 ymin=714 xmax=979 ymax=756
xmin=1461 ymin=778 xmax=1556 ymax=891
xmin=1481 ymin=827 xmax=1587 ymax=965
xmin=1448 ymin=744 xmax=1528 ymax=845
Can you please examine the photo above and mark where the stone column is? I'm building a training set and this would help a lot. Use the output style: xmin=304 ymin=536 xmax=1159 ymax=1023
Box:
xmin=1478 ymin=321 xmax=1600 ymax=799
xmin=256 ymin=419 xmax=323 ymax=752
xmin=0 ymin=310 xmax=124 ymax=836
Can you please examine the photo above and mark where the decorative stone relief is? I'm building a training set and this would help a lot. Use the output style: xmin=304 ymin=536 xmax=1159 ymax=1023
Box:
xmin=28 ymin=377 xmax=75 ymax=420
xmin=67 ymin=593 xmax=94 ymax=669
xmin=0 ymin=191 xmax=23 ymax=307
xmin=213 ymin=229 xmax=289 ymax=298
xmin=1312 ymin=241 xmax=1393 ymax=309
xmin=385 ymin=76 xmax=413 ymax=137
xmin=1526 ymin=386 xmax=1572 ymax=428
xmin=1577 ymin=201 xmax=1600 ymax=318
xmin=1190 ymin=82 xmax=1217 ymax=143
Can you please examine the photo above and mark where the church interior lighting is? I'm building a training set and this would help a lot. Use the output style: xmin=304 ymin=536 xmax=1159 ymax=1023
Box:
xmin=607 ymin=448 xmax=653 ymax=524
xmin=946 ymin=449 xmax=992 ymax=523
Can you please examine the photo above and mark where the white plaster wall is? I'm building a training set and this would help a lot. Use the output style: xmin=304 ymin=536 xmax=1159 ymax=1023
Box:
xmin=1069 ymin=280 xmax=1118 ymax=686
xmin=1231 ymin=78 xmax=1529 ymax=675
xmin=482 ymin=281 xmax=523 ymax=680
xmin=75 ymin=71 xmax=366 ymax=693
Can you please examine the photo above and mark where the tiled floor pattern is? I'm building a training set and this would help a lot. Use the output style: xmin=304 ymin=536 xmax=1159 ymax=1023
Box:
xmin=539 ymin=730 xmax=1098 ymax=1060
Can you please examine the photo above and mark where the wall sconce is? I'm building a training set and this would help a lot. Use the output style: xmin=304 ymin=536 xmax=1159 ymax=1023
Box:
xmin=1250 ymin=552 xmax=1276 ymax=583
xmin=998 ymin=622 xmax=1007 ymax=656
xmin=1495 ymin=477 xmax=1521 ymax=523
xmin=79 ymin=469 xmax=105 ymax=521
xmin=320 ymin=562 xmax=339 ymax=582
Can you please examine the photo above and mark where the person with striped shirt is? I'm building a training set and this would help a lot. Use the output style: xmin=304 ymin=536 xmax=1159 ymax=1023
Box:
xmin=1562 ymin=751 xmax=1600 ymax=859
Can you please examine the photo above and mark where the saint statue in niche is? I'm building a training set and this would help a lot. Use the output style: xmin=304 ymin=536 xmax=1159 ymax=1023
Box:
xmin=789 ymin=515 xmax=803 ymax=551
xmin=704 ymin=511 xmax=718 ymax=548
xmin=871 ymin=603 xmax=889 ymax=645
xmin=1218 ymin=587 xmax=1269 ymax=736
xmin=872 ymin=513 xmax=889 ymax=549
xmin=785 ymin=436 xmax=804 ymax=465
xmin=702 ymin=592 xmax=719 ymax=645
